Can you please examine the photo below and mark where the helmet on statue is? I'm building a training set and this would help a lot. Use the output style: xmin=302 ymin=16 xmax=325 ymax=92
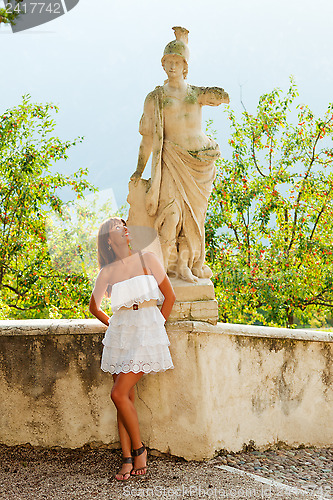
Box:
xmin=161 ymin=26 xmax=189 ymax=78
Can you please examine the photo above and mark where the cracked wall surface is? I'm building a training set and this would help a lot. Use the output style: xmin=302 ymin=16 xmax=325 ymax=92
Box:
xmin=0 ymin=319 xmax=332 ymax=460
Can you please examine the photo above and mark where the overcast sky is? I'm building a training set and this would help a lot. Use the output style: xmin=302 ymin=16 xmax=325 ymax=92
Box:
xmin=1 ymin=0 xmax=333 ymax=210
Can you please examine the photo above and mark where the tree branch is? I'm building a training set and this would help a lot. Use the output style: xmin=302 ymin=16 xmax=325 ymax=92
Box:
xmin=240 ymin=211 xmax=251 ymax=266
xmin=219 ymin=200 xmax=241 ymax=244
xmin=240 ymin=92 xmax=267 ymax=178
xmin=287 ymin=125 xmax=324 ymax=253
xmin=310 ymin=204 xmax=327 ymax=241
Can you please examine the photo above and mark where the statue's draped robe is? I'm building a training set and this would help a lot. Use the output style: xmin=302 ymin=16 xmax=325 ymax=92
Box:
xmin=139 ymin=85 xmax=220 ymax=272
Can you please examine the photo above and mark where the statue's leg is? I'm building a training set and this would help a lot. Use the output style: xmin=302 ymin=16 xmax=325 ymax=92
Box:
xmin=192 ymin=262 xmax=213 ymax=279
xmin=158 ymin=207 xmax=180 ymax=274
xmin=191 ymin=240 xmax=213 ymax=279
xmin=167 ymin=244 xmax=178 ymax=277
xmin=177 ymin=235 xmax=198 ymax=283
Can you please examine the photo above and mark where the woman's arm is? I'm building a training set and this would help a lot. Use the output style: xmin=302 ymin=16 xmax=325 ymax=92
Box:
xmin=145 ymin=252 xmax=176 ymax=322
xmin=159 ymin=275 xmax=176 ymax=321
xmin=89 ymin=268 xmax=110 ymax=326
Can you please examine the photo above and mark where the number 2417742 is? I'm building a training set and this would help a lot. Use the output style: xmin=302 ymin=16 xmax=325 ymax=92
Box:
xmin=5 ymin=3 xmax=62 ymax=15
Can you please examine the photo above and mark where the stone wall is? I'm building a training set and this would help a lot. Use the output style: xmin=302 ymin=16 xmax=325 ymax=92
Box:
xmin=0 ymin=319 xmax=332 ymax=460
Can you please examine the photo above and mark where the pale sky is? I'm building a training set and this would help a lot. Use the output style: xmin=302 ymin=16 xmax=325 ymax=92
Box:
xmin=1 ymin=0 xmax=332 ymax=209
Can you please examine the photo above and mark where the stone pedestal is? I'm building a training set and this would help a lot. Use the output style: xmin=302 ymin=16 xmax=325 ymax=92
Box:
xmin=168 ymin=277 xmax=218 ymax=325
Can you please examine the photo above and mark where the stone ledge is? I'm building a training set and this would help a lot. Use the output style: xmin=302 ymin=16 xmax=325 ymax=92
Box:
xmin=0 ymin=319 xmax=107 ymax=336
xmin=167 ymin=320 xmax=333 ymax=343
xmin=1 ymin=319 xmax=332 ymax=342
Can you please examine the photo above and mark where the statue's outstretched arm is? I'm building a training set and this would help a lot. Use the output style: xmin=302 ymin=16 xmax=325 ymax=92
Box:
xmin=197 ymin=86 xmax=230 ymax=106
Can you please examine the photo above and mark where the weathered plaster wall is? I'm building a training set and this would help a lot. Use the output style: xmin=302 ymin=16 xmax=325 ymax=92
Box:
xmin=0 ymin=319 xmax=332 ymax=460
xmin=0 ymin=321 xmax=116 ymax=448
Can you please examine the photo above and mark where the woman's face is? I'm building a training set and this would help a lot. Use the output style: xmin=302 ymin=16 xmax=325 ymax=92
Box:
xmin=108 ymin=218 xmax=129 ymax=248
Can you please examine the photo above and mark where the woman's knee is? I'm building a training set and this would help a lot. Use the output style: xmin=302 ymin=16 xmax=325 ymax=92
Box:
xmin=111 ymin=386 xmax=133 ymax=406
xmin=111 ymin=387 xmax=122 ymax=405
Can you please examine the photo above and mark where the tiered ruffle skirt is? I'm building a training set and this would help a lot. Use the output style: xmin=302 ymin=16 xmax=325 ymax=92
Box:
xmin=101 ymin=306 xmax=174 ymax=374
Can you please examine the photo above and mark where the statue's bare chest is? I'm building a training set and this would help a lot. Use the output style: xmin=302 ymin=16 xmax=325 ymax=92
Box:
xmin=162 ymin=89 xmax=200 ymax=122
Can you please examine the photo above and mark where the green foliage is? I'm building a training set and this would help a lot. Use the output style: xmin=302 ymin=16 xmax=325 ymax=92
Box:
xmin=0 ymin=1 xmax=24 ymax=26
xmin=0 ymin=94 xmax=96 ymax=319
xmin=206 ymin=78 xmax=333 ymax=327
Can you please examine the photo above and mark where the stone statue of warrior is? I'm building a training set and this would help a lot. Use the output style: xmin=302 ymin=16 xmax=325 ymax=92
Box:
xmin=130 ymin=26 xmax=229 ymax=283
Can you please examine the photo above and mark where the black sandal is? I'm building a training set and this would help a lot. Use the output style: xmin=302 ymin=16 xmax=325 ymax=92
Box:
xmin=130 ymin=443 xmax=147 ymax=476
xmin=115 ymin=456 xmax=133 ymax=481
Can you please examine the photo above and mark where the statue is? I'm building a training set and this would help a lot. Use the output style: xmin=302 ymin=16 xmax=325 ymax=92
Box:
xmin=129 ymin=26 xmax=229 ymax=283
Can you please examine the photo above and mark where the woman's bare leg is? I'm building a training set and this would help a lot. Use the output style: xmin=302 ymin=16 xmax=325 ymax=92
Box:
xmin=111 ymin=371 xmax=147 ymax=475
xmin=112 ymin=374 xmax=135 ymax=455
xmin=111 ymin=374 xmax=136 ymax=479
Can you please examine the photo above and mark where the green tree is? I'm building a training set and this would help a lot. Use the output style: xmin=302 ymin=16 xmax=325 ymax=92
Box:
xmin=206 ymin=78 xmax=333 ymax=327
xmin=0 ymin=94 xmax=95 ymax=319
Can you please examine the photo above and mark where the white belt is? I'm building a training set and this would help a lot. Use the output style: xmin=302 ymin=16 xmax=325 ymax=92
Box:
xmin=119 ymin=299 xmax=157 ymax=311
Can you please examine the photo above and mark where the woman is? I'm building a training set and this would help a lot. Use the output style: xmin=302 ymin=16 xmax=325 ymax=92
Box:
xmin=89 ymin=217 xmax=176 ymax=480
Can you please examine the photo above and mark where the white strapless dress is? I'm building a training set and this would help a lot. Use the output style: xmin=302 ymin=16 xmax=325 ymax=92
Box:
xmin=100 ymin=274 xmax=174 ymax=375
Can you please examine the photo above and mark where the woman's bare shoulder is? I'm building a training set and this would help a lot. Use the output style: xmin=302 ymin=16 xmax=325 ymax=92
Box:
xmin=142 ymin=251 xmax=161 ymax=265
xmin=98 ymin=262 xmax=118 ymax=283
xmin=142 ymin=251 xmax=166 ymax=283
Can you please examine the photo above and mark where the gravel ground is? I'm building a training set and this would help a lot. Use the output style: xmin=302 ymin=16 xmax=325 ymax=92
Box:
xmin=0 ymin=443 xmax=331 ymax=500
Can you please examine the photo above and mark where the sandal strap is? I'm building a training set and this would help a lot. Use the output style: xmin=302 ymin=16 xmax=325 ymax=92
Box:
xmin=132 ymin=443 xmax=146 ymax=457
xmin=122 ymin=456 xmax=133 ymax=464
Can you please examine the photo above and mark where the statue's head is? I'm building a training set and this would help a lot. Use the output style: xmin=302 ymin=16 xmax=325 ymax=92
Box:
xmin=161 ymin=26 xmax=189 ymax=79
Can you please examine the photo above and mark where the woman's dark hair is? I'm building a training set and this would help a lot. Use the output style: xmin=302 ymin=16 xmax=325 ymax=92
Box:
xmin=97 ymin=217 xmax=127 ymax=297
